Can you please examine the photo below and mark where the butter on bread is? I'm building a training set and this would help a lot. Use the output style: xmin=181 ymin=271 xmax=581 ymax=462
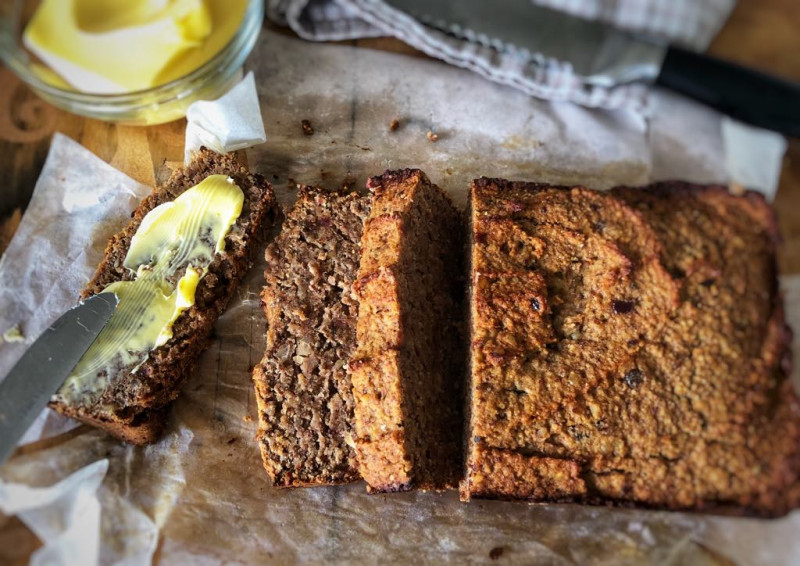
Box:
xmin=49 ymin=148 xmax=276 ymax=445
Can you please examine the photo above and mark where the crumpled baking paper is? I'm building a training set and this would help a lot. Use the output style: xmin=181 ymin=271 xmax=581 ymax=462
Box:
xmin=0 ymin=427 xmax=193 ymax=566
xmin=0 ymin=133 xmax=150 ymax=443
xmin=184 ymin=71 xmax=267 ymax=164
xmin=722 ymin=117 xmax=788 ymax=201
xmin=0 ymin=28 xmax=797 ymax=566
xmin=0 ymin=73 xmax=265 ymax=566
xmin=0 ymin=460 xmax=106 ymax=566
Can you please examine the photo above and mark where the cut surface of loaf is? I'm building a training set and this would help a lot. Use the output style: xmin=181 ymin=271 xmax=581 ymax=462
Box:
xmin=253 ymin=186 xmax=370 ymax=486
xmin=49 ymin=148 xmax=276 ymax=445
xmin=352 ymin=169 xmax=466 ymax=492
xmin=463 ymin=178 xmax=800 ymax=516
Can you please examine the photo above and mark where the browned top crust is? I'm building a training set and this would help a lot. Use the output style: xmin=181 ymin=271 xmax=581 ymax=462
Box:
xmin=254 ymin=186 xmax=370 ymax=486
xmin=49 ymin=148 xmax=276 ymax=444
xmin=463 ymin=177 xmax=799 ymax=516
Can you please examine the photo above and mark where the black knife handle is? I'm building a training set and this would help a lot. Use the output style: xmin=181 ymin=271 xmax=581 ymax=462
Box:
xmin=656 ymin=45 xmax=800 ymax=138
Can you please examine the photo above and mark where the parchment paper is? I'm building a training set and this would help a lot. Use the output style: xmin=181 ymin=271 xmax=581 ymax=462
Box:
xmin=1 ymin=28 xmax=798 ymax=565
xmin=0 ymin=134 xmax=150 ymax=444
xmin=184 ymin=71 xmax=266 ymax=164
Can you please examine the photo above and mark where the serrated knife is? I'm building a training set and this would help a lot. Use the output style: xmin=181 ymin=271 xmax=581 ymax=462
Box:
xmin=386 ymin=0 xmax=800 ymax=137
xmin=0 ymin=292 xmax=118 ymax=464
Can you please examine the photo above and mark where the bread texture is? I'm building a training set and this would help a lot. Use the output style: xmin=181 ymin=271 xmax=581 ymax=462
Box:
xmin=49 ymin=148 xmax=277 ymax=445
xmin=352 ymin=169 xmax=466 ymax=492
xmin=253 ymin=187 xmax=370 ymax=486
xmin=461 ymin=178 xmax=800 ymax=516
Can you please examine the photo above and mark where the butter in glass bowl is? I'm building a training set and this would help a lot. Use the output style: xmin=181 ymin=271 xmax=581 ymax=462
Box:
xmin=0 ymin=0 xmax=263 ymax=125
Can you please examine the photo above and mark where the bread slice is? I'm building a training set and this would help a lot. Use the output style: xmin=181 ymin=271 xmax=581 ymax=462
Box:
xmin=462 ymin=178 xmax=800 ymax=516
xmin=352 ymin=169 xmax=466 ymax=492
xmin=253 ymin=186 xmax=370 ymax=486
xmin=49 ymin=148 xmax=277 ymax=445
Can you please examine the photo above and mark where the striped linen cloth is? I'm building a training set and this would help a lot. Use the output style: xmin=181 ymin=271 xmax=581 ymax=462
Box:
xmin=266 ymin=0 xmax=735 ymax=111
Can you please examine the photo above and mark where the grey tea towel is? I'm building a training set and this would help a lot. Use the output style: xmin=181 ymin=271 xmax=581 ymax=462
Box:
xmin=266 ymin=0 xmax=736 ymax=111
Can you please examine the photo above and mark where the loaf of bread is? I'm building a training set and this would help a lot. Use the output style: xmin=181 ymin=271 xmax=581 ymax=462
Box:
xmin=462 ymin=178 xmax=800 ymax=516
xmin=352 ymin=169 xmax=466 ymax=492
xmin=253 ymin=186 xmax=370 ymax=486
xmin=50 ymin=149 xmax=277 ymax=445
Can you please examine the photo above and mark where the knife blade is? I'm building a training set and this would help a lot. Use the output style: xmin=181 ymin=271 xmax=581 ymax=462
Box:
xmin=387 ymin=0 xmax=665 ymax=85
xmin=386 ymin=0 xmax=800 ymax=137
xmin=0 ymin=292 xmax=118 ymax=464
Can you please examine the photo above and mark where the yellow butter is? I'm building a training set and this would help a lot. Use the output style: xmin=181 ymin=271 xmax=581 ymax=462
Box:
xmin=57 ymin=175 xmax=244 ymax=405
xmin=1 ymin=325 xmax=25 ymax=344
xmin=125 ymin=174 xmax=243 ymax=271
xmin=23 ymin=0 xmax=246 ymax=94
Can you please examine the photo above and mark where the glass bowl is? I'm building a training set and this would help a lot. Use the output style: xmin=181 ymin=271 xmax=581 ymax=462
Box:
xmin=0 ymin=0 xmax=264 ymax=125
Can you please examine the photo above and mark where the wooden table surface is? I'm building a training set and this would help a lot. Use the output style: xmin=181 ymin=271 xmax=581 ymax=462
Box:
xmin=0 ymin=0 xmax=799 ymax=562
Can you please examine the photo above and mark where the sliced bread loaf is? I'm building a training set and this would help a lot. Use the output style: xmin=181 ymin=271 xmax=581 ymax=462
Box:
xmin=253 ymin=186 xmax=370 ymax=486
xmin=462 ymin=178 xmax=800 ymax=516
xmin=352 ymin=169 xmax=466 ymax=492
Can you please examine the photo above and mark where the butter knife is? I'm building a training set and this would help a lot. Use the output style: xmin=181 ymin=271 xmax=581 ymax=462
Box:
xmin=0 ymin=292 xmax=118 ymax=464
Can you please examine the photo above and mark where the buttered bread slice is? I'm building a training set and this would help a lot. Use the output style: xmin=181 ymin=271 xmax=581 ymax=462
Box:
xmin=49 ymin=148 xmax=276 ymax=444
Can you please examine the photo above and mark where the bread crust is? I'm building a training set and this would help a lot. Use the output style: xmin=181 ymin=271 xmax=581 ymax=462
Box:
xmin=49 ymin=148 xmax=276 ymax=445
xmin=463 ymin=178 xmax=799 ymax=517
xmin=50 ymin=403 xmax=167 ymax=445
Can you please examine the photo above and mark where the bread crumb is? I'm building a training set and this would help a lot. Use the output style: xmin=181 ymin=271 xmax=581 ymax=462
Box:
xmin=426 ymin=131 xmax=439 ymax=142
xmin=389 ymin=118 xmax=400 ymax=131
xmin=341 ymin=173 xmax=356 ymax=191
xmin=242 ymin=415 xmax=253 ymax=423
xmin=301 ymin=119 xmax=314 ymax=136
xmin=489 ymin=547 xmax=504 ymax=560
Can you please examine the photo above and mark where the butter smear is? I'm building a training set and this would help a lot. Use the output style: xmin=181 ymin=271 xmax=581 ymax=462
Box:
xmin=57 ymin=175 xmax=244 ymax=405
